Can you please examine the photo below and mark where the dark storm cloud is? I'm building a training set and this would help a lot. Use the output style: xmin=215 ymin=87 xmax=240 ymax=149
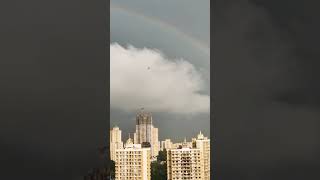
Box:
xmin=0 ymin=0 xmax=107 ymax=179
xmin=110 ymin=7 xmax=210 ymax=91
xmin=110 ymin=44 xmax=209 ymax=114
xmin=214 ymin=0 xmax=320 ymax=179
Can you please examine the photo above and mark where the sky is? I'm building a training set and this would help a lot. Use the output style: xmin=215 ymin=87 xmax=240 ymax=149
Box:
xmin=110 ymin=0 xmax=211 ymax=142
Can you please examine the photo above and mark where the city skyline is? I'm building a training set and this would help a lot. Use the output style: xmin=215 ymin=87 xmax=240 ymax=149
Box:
xmin=111 ymin=124 xmax=210 ymax=144
xmin=111 ymin=124 xmax=210 ymax=146
xmin=111 ymin=109 xmax=210 ymax=142
xmin=110 ymin=0 xmax=210 ymax=141
xmin=110 ymin=109 xmax=210 ymax=145
xmin=110 ymin=1 xmax=210 ymax=179
xmin=110 ymin=116 xmax=211 ymax=180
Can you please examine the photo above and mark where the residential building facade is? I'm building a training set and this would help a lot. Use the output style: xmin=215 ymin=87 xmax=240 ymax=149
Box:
xmin=115 ymin=138 xmax=151 ymax=180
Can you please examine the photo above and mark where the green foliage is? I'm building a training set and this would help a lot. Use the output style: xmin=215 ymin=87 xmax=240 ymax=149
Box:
xmin=151 ymin=161 xmax=167 ymax=180
xmin=151 ymin=150 xmax=167 ymax=180
xmin=157 ymin=149 xmax=167 ymax=162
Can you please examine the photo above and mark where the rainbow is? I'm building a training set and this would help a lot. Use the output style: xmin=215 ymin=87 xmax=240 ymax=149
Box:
xmin=111 ymin=4 xmax=210 ymax=56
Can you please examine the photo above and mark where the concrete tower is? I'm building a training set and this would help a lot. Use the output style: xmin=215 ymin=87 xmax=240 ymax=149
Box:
xmin=134 ymin=109 xmax=159 ymax=159
xmin=110 ymin=126 xmax=123 ymax=161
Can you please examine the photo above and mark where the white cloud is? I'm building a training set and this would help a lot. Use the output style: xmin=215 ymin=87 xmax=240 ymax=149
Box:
xmin=110 ymin=43 xmax=209 ymax=114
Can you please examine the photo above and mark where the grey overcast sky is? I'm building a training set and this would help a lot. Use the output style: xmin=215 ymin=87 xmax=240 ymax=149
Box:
xmin=110 ymin=0 xmax=210 ymax=142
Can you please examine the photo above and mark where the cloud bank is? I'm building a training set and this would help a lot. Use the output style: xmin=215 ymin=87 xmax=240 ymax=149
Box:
xmin=110 ymin=43 xmax=209 ymax=114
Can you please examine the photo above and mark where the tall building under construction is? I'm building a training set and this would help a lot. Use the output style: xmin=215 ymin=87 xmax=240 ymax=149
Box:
xmin=133 ymin=110 xmax=160 ymax=159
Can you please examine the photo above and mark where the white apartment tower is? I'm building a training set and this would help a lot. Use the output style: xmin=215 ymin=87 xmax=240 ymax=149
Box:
xmin=193 ymin=131 xmax=210 ymax=180
xmin=110 ymin=126 xmax=123 ymax=161
xmin=151 ymin=127 xmax=159 ymax=155
xmin=161 ymin=139 xmax=173 ymax=151
xmin=167 ymin=139 xmax=202 ymax=180
xmin=115 ymin=137 xmax=151 ymax=180
xmin=167 ymin=132 xmax=210 ymax=180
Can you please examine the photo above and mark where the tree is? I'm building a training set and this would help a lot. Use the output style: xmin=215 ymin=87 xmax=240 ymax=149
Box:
xmin=157 ymin=149 xmax=167 ymax=162
xmin=151 ymin=150 xmax=167 ymax=180
xmin=151 ymin=161 xmax=167 ymax=180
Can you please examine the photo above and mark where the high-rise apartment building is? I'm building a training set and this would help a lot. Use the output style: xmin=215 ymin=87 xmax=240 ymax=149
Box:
xmin=193 ymin=131 xmax=210 ymax=180
xmin=172 ymin=140 xmax=192 ymax=149
xmin=167 ymin=132 xmax=210 ymax=180
xmin=133 ymin=110 xmax=159 ymax=159
xmin=115 ymin=138 xmax=151 ymax=180
xmin=110 ymin=126 xmax=123 ymax=161
xmin=161 ymin=139 xmax=173 ymax=151
xmin=167 ymin=140 xmax=202 ymax=180
xmin=151 ymin=127 xmax=159 ymax=156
